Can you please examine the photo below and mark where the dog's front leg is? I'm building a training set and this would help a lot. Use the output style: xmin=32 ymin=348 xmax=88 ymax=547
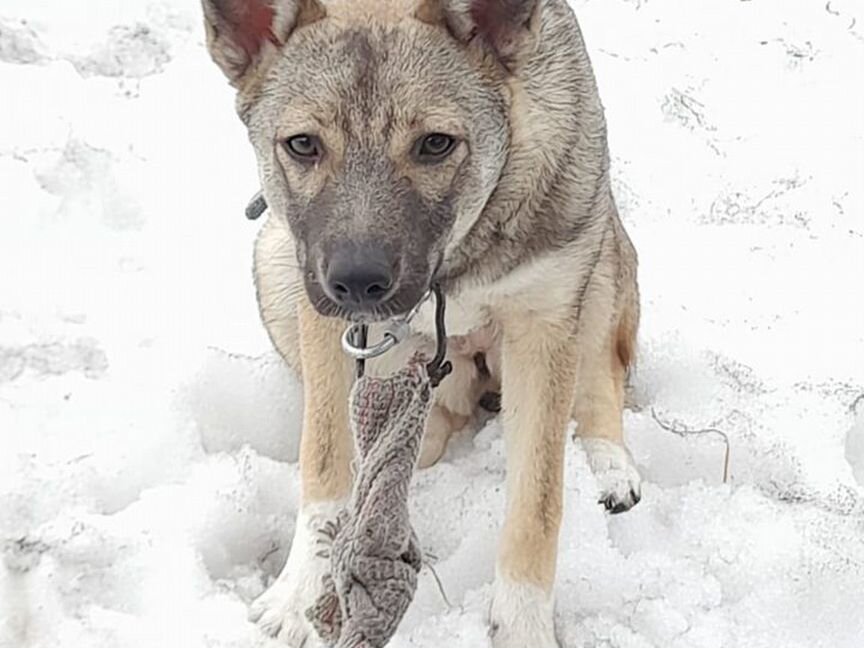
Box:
xmin=490 ymin=310 xmax=578 ymax=648
xmin=250 ymin=299 xmax=354 ymax=647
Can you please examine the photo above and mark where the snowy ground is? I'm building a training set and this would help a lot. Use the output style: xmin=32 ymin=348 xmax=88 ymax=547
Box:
xmin=1 ymin=1 xmax=863 ymax=647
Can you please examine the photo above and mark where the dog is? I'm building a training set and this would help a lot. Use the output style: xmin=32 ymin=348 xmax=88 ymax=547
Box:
xmin=201 ymin=0 xmax=641 ymax=645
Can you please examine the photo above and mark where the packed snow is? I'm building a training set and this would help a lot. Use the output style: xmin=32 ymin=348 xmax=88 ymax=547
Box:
xmin=1 ymin=1 xmax=863 ymax=647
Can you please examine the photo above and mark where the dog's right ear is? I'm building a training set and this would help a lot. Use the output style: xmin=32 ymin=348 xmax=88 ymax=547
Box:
xmin=201 ymin=0 xmax=326 ymax=86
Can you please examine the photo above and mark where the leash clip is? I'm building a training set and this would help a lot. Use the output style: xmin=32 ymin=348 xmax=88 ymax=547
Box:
xmin=341 ymin=289 xmax=431 ymax=367
xmin=341 ymin=284 xmax=451 ymax=385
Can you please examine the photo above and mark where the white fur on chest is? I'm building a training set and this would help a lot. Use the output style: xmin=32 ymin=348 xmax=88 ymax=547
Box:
xmin=410 ymin=248 xmax=583 ymax=339
xmin=409 ymin=285 xmax=491 ymax=339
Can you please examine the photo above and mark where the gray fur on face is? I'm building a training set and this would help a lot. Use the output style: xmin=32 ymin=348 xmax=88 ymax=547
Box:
xmin=242 ymin=20 xmax=509 ymax=318
xmin=205 ymin=0 xmax=618 ymax=315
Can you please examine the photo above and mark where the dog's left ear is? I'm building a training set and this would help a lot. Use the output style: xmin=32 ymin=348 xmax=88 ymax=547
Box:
xmin=416 ymin=0 xmax=541 ymax=72
xmin=201 ymin=0 xmax=326 ymax=86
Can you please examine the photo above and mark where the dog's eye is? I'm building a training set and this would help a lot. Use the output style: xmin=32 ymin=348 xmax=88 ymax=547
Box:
xmin=414 ymin=133 xmax=457 ymax=163
xmin=283 ymin=134 xmax=322 ymax=162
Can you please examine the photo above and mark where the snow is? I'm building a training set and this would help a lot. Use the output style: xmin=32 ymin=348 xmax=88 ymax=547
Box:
xmin=1 ymin=1 xmax=862 ymax=647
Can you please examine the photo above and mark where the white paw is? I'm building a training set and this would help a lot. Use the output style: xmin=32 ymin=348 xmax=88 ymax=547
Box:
xmin=489 ymin=579 xmax=559 ymax=648
xmin=581 ymin=438 xmax=642 ymax=513
xmin=249 ymin=502 xmax=341 ymax=646
xmin=418 ymin=405 xmax=463 ymax=469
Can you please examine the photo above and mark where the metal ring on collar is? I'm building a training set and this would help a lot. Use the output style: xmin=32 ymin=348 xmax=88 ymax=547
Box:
xmin=340 ymin=289 xmax=433 ymax=361
xmin=341 ymin=327 xmax=400 ymax=360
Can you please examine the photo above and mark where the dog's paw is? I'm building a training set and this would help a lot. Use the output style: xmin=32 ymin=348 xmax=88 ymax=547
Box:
xmin=418 ymin=405 xmax=466 ymax=469
xmin=249 ymin=580 xmax=322 ymax=646
xmin=582 ymin=438 xmax=642 ymax=513
xmin=249 ymin=503 xmax=340 ymax=646
xmin=489 ymin=580 xmax=560 ymax=648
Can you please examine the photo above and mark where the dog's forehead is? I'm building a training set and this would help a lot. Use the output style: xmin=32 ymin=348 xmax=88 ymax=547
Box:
xmin=324 ymin=0 xmax=425 ymax=24
xmin=264 ymin=23 xmax=476 ymax=133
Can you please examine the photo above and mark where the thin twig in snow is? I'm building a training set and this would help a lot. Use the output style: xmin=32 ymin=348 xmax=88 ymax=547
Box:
xmin=422 ymin=555 xmax=453 ymax=610
xmin=650 ymin=408 xmax=731 ymax=483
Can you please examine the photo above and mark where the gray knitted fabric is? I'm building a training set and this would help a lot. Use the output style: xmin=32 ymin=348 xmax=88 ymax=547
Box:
xmin=306 ymin=355 xmax=432 ymax=648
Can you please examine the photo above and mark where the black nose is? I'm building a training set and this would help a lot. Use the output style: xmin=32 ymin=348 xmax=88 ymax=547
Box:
xmin=325 ymin=245 xmax=395 ymax=309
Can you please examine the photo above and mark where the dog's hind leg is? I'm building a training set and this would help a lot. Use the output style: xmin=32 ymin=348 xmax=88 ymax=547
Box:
xmin=418 ymin=346 xmax=491 ymax=468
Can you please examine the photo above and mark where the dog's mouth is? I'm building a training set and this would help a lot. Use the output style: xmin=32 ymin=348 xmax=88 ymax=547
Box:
xmin=326 ymin=297 xmax=426 ymax=324
xmin=302 ymin=249 xmax=444 ymax=324
xmin=304 ymin=274 xmax=435 ymax=324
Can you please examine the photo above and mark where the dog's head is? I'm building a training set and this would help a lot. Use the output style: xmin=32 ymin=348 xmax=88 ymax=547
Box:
xmin=202 ymin=0 xmax=539 ymax=319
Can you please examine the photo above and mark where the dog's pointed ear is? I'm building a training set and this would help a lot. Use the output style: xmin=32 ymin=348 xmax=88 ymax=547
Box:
xmin=416 ymin=0 xmax=541 ymax=71
xmin=201 ymin=0 xmax=326 ymax=86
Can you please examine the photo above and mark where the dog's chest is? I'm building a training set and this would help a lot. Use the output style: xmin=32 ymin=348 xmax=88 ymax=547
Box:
xmin=411 ymin=249 xmax=580 ymax=343
xmin=409 ymin=284 xmax=493 ymax=341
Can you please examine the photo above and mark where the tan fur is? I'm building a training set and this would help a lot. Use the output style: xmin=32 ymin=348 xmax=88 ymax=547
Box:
xmin=417 ymin=405 xmax=468 ymax=468
xmin=254 ymin=218 xmax=354 ymax=503
xmin=296 ymin=298 xmax=355 ymax=503
xmin=495 ymin=309 xmax=578 ymax=588
xmin=203 ymin=0 xmax=641 ymax=643
xmin=573 ymin=217 xmax=639 ymax=448
xmin=251 ymin=174 xmax=639 ymax=642
xmin=253 ymin=215 xmax=302 ymax=372
xmin=325 ymin=0 xmax=422 ymax=25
